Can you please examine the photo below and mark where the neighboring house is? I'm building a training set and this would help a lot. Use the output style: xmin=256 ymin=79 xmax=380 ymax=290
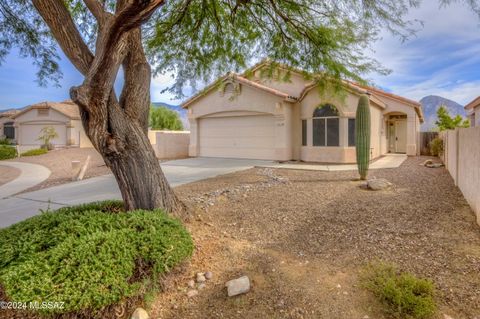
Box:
xmin=182 ymin=61 xmax=424 ymax=163
xmin=0 ymin=110 xmax=19 ymax=141
xmin=465 ymin=96 xmax=480 ymax=127
xmin=10 ymin=100 xmax=93 ymax=151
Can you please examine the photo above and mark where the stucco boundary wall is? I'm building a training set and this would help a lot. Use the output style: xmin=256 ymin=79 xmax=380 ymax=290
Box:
xmin=149 ymin=130 xmax=190 ymax=159
xmin=441 ymin=127 xmax=480 ymax=225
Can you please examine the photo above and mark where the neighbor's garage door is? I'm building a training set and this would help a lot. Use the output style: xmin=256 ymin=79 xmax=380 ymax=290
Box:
xmin=199 ymin=115 xmax=276 ymax=160
xmin=19 ymin=124 xmax=67 ymax=146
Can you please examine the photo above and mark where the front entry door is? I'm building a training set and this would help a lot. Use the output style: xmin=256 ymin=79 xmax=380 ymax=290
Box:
xmin=395 ymin=121 xmax=407 ymax=153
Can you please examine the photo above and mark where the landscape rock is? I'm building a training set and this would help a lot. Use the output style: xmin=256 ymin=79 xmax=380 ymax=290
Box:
xmin=366 ymin=178 xmax=393 ymax=191
xmin=225 ymin=276 xmax=250 ymax=297
xmin=187 ymin=290 xmax=198 ymax=298
xmin=426 ymin=162 xmax=444 ymax=168
xmin=205 ymin=271 xmax=213 ymax=280
xmin=196 ymin=273 xmax=206 ymax=283
xmin=131 ymin=307 xmax=149 ymax=319
xmin=443 ymin=315 xmax=454 ymax=319
xmin=198 ymin=283 xmax=206 ymax=290
xmin=187 ymin=279 xmax=195 ymax=288
xmin=422 ymin=159 xmax=434 ymax=166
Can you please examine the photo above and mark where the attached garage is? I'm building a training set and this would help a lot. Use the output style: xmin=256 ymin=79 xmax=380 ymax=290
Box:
xmin=198 ymin=114 xmax=276 ymax=160
xmin=18 ymin=123 xmax=67 ymax=147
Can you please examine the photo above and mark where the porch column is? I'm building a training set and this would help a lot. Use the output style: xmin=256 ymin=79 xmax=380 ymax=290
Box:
xmin=273 ymin=102 xmax=293 ymax=161
xmin=188 ymin=112 xmax=199 ymax=157
xmin=406 ymin=115 xmax=417 ymax=156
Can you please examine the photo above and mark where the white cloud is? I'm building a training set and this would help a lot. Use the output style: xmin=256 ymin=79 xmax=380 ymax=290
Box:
xmin=366 ymin=0 xmax=480 ymax=104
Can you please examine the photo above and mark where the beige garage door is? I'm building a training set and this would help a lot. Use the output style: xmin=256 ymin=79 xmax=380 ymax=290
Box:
xmin=20 ymin=124 xmax=67 ymax=146
xmin=199 ymin=115 xmax=276 ymax=160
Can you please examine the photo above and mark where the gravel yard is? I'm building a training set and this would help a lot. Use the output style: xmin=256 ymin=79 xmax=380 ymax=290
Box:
xmin=7 ymin=148 xmax=110 ymax=193
xmin=151 ymin=156 xmax=480 ymax=319
xmin=0 ymin=165 xmax=20 ymax=187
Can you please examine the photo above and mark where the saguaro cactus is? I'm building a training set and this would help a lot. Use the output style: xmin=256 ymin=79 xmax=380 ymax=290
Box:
xmin=355 ymin=94 xmax=371 ymax=180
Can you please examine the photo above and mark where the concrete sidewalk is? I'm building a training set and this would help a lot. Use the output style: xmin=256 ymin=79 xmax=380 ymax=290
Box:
xmin=0 ymin=157 xmax=273 ymax=228
xmin=0 ymin=162 xmax=51 ymax=198
xmin=256 ymin=154 xmax=407 ymax=171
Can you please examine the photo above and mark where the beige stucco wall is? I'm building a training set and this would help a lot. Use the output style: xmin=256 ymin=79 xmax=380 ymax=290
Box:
xmin=253 ymin=68 xmax=308 ymax=97
xmin=297 ymin=89 xmax=385 ymax=163
xmin=151 ymin=130 xmax=190 ymax=159
xmin=443 ymin=127 xmax=480 ymax=226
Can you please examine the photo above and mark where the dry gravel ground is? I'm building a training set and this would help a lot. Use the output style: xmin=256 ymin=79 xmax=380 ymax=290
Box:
xmin=0 ymin=165 xmax=20 ymax=186
xmin=151 ymin=156 xmax=480 ymax=319
xmin=7 ymin=148 xmax=110 ymax=193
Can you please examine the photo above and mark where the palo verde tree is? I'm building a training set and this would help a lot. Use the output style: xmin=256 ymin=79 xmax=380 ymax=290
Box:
xmin=435 ymin=104 xmax=470 ymax=131
xmin=0 ymin=0 xmax=478 ymax=215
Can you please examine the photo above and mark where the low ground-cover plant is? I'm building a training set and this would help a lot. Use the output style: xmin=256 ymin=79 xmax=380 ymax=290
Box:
xmin=360 ymin=261 xmax=437 ymax=318
xmin=0 ymin=137 xmax=11 ymax=145
xmin=0 ymin=200 xmax=193 ymax=317
xmin=0 ymin=145 xmax=16 ymax=160
xmin=20 ymin=148 xmax=48 ymax=157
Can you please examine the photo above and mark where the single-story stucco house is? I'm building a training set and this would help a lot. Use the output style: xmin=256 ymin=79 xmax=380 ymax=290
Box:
xmin=465 ymin=96 xmax=480 ymax=127
xmin=8 ymin=100 xmax=93 ymax=151
xmin=182 ymin=61 xmax=424 ymax=163
xmin=0 ymin=110 xmax=19 ymax=141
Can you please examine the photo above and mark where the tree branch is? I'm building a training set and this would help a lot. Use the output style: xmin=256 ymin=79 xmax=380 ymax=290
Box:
xmin=83 ymin=0 xmax=109 ymax=23
xmin=31 ymin=0 xmax=93 ymax=76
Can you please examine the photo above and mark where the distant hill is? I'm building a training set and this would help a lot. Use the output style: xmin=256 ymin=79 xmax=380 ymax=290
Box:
xmin=420 ymin=95 xmax=466 ymax=132
xmin=151 ymin=102 xmax=189 ymax=130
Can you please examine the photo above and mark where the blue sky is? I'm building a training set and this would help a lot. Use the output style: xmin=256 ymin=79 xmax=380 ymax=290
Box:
xmin=0 ymin=0 xmax=479 ymax=111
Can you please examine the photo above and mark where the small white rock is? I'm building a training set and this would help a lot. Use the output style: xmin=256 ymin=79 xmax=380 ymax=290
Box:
xmin=187 ymin=290 xmax=198 ymax=298
xmin=196 ymin=273 xmax=206 ymax=283
xmin=225 ymin=276 xmax=250 ymax=297
xmin=187 ymin=279 xmax=195 ymax=288
xmin=198 ymin=283 xmax=206 ymax=290
xmin=131 ymin=307 xmax=149 ymax=319
xmin=443 ymin=315 xmax=454 ymax=319
xmin=205 ymin=271 xmax=213 ymax=280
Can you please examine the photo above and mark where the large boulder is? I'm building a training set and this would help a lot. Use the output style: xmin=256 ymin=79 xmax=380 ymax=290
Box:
xmin=131 ymin=308 xmax=149 ymax=319
xmin=367 ymin=178 xmax=393 ymax=191
xmin=225 ymin=276 xmax=250 ymax=297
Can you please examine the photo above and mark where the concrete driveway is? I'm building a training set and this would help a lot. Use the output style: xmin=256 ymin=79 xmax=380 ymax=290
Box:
xmin=0 ymin=157 xmax=274 ymax=228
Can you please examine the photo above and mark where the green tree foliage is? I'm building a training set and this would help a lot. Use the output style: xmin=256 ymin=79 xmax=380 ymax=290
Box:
xmin=149 ymin=106 xmax=183 ymax=131
xmin=435 ymin=105 xmax=470 ymax=131
xmin=2 ymin=0 xmax=478 ymax=96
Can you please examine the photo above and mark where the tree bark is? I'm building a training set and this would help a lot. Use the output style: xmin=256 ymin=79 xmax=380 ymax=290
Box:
xmin=32 ymin=0 xmax=186 ymax=217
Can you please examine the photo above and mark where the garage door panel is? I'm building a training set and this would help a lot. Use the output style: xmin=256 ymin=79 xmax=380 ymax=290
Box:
xmin=199 ymin=115 xmax=276 ymax=160
xmin=20 ymin=124 xmax=67 ymax=146
xmin=201 ymin=126 xmax=275 ymax=138
xmin=200 ymin=136 xmax=275 ymax=148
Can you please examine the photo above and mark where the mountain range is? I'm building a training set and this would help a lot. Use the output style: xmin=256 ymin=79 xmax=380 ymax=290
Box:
xmin=419 ymin=95 xmax=466 ymax=132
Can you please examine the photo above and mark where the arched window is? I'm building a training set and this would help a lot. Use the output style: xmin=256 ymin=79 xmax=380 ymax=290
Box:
xmin=312 ymin=104 xmax=340 ymax=146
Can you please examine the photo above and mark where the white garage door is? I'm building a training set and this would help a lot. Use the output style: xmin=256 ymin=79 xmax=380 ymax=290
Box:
xmin=20 ymin=124 xmax=67 ymax=146
xmin=199 ymin=115 xmax=276 ymax=160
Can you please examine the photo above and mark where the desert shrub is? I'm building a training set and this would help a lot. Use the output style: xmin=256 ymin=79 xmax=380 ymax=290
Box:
xmin=429 ymin=138 xmax=443 ymax=156
xmin=0 ymin=137 xmax=11 ymax=145
xmin=360 ymin=261 xmax=437 ymax=319
xmin=149 ymin=106 xmax=183 ymax=130
xmin=0 ymin=145 xmax=16 ymax=160
xmin=20 ymin=148 xmax=48 ymax=157
xmin=0 ymin=200 xmax=193 ymax=316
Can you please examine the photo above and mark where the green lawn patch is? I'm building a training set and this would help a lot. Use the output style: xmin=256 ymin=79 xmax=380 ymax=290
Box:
xmin=360 ymin=261 xmax=437 ymax=319
xmin=0 ymin=200 xmax=193 ymax=317
xmin=0 ymin=145 xmax=16 ymax=160
xmin=20 ymin=148 xmax=48 ymax=157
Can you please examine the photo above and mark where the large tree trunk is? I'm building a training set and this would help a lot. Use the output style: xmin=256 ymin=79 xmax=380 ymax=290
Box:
xmin=32 ymin=0 xmax=186 ymax=217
